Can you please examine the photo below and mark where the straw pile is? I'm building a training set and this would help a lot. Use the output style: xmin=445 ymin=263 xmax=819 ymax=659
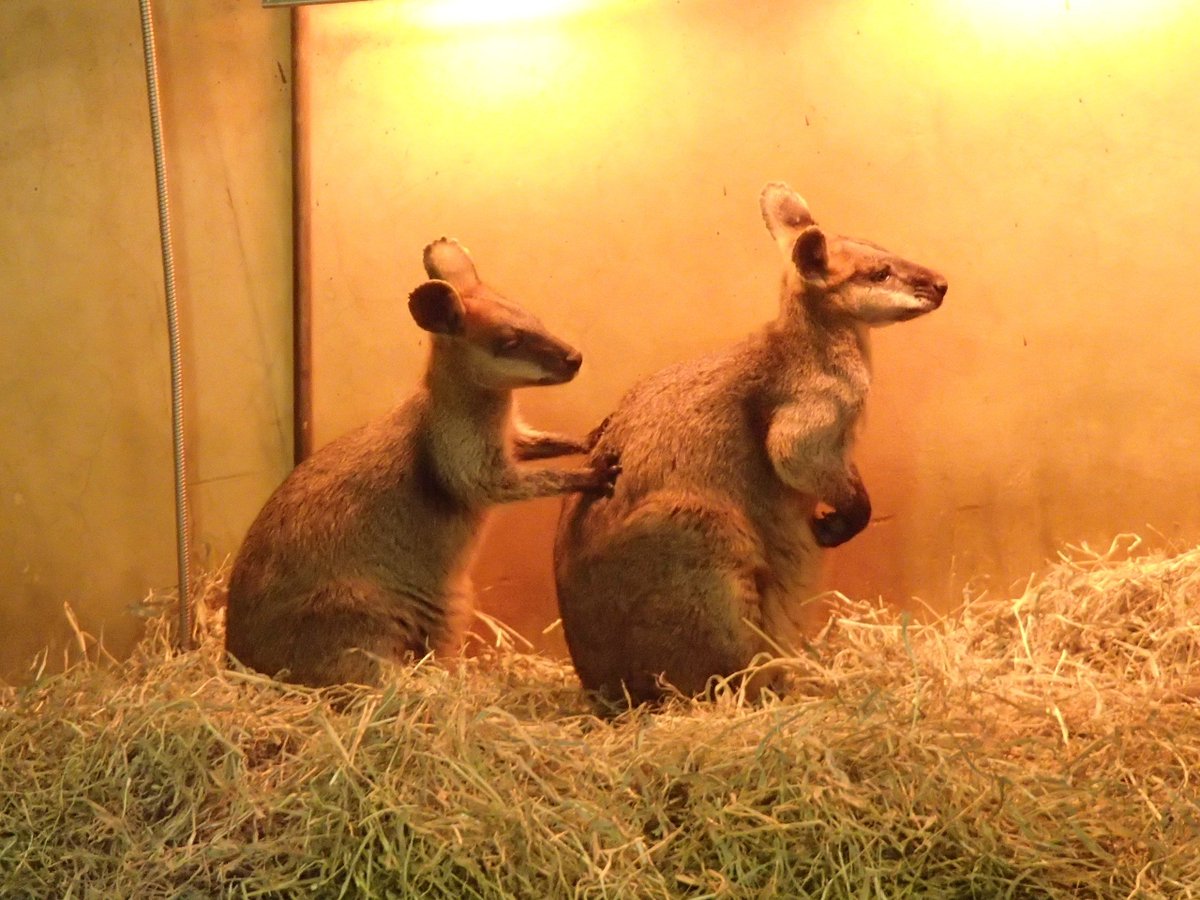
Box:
xmin=1 ymin=535 xmax=1197 ymax=898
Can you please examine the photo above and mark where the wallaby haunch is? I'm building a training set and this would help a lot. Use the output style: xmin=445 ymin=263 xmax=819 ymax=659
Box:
xmin=554 ymin=183 xmax=947 ymax=705
xmin=226 ymin=238 xmax=619 ymax=687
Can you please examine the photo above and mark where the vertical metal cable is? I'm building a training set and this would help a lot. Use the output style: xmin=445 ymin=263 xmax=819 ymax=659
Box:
xmin=138 ymin=0 xmax=193 ymax=650
xmin=292 ymin=9 xmax=314 ymax=465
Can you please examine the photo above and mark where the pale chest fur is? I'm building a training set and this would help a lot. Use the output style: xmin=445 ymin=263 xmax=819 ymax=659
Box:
xmin=779 ymin=359 xmax=869 ymax=426
xmin=757 ymin=322 xmax=872 ymax=461
xmin=797 ymin=321 xmax=871 ymax=415
xmin=422 ymin=395 xmax=514 ymax=505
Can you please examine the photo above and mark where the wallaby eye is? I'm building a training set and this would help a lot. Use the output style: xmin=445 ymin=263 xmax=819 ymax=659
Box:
xmin=495 ymin=332 xmax=522 ymax=354
xmin=869 ymin=266 xmax=891 ymax=283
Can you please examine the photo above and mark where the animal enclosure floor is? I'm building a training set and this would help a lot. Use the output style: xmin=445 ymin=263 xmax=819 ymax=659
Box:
xmin=1 ymin=536 xmax=1197 ymax=898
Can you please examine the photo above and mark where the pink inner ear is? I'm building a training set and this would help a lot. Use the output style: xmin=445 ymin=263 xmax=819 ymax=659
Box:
xmin=761 ymin=183 xmax=814 ymax=234
xmin=779 ymin=198 xmax=811 ymax=229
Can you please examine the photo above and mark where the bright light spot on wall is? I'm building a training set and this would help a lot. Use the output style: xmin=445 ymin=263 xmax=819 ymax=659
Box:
xmin=406 ymin=0 xmax=609 ymax=28
xmin=332 ymin=0 xmax=656 ymax=184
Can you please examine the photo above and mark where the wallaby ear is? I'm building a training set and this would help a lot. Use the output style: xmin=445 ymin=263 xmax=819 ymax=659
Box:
xmin=760 ymin=182 xmax=815 ymax=252
xmin=792 ymin=226 xmax=828 ymax=279
xmin=408 ymin=280 xmax=465 ymax=336
xmin=423 ymin=238 xmax=481 ymax=294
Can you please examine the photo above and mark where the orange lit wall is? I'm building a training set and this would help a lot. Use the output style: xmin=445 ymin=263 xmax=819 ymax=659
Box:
xmin=302 ymin=0 xmax=1200 ymax=652
xmin=0 ymin=1 xmax=292 ymax=679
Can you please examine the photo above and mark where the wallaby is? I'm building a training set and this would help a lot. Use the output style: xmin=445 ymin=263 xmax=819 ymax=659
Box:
xmin=553 ymin=183 xmax=947 ymax=705
xmin=225 ymin=238 xmax=619 ymax=687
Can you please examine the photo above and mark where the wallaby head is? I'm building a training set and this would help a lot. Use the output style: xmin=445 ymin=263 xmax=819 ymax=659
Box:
xmin=409 ymin=238 xmax=583 ymax=391
xmin=761 ymin=182 xmax=947 ymax=326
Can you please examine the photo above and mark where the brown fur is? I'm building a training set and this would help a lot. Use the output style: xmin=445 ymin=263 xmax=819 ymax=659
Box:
xmin=225 ymin=239 xmax=619 ymax=686
xmin=554 ymin=183 xmax=947 ymax=706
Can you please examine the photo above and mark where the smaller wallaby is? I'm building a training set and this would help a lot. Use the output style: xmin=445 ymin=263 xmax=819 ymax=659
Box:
xmin=554 ymin=183 xmax=947 ymax=705
xmin=225 ymin=238 xmax=619 ymax=687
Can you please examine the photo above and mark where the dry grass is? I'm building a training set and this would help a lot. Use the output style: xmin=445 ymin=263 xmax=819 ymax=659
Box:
xmin=1 ymin=535 xmax=1198 ymax=898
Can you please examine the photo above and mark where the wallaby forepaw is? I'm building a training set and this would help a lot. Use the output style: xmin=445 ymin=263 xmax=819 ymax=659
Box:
xmin=810 ymin=511 xmax=857 ymax=548
xmin=590 ymin=452 xmax=622 ymax=497
xmin=812 ymin=477 xmax=871 ymax=548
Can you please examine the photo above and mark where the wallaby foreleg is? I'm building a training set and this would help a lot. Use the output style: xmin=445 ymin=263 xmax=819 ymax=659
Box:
xmin=767 ymin=403 xmax=871 ymax=547
xmin=491 ymin=453 xmax=621 ymax=503
xmin=512 ymin=428 xmax=590 ymax=461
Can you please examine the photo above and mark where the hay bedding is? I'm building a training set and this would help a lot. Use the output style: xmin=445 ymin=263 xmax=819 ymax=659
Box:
xmin=1 ymin=537 xmax=1197 ymax=899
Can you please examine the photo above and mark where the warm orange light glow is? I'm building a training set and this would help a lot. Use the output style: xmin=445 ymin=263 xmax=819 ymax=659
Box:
xmin=311 ymin=0 xmax=662 ymax=191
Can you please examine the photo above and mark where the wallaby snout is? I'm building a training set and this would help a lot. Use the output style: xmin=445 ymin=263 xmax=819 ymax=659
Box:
xmin=532 ymin=341 xmax=582 ymax=385
xmin=890 ymin=273 xmax=946 ymax=322
xmin=904 ymin=266 xmax=948 ymax=310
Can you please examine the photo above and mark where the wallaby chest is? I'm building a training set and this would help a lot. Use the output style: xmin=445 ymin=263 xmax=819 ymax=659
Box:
xmin=420 ymin=398 xmax=513 ymax=505
xmin=763 ymin=320 xmax=870 ymax=409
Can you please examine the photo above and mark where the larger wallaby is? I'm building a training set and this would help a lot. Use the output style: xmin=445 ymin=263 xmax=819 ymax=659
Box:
xmin=554 ymin=183 xmax=946 ymax=705
xmin=226 ymin=238 xmax=619 ymax=687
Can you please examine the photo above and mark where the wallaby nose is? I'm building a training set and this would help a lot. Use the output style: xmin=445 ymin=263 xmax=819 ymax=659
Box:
xmin=564 ymin=349 xmax=583 ymax=374
xmin=934 ymin=278 xmax=948 ymax=300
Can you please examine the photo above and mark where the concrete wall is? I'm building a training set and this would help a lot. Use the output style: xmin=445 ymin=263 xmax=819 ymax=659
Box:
xmin=0 ymin=0 xmax=292 ymax=680
xmin=300 ymin=0 xmax=1200 ymax=655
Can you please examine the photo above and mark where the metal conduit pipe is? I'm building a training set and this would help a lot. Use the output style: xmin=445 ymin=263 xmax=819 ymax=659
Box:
xmin=138 ymin=0 xmax=193 ymax=650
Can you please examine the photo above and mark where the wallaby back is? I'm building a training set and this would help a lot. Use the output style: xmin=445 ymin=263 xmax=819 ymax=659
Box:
xmin=554 ymin=184 xmax=946 ymax=706
xmin=225 ymin=239 xmax=618 ymax=686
